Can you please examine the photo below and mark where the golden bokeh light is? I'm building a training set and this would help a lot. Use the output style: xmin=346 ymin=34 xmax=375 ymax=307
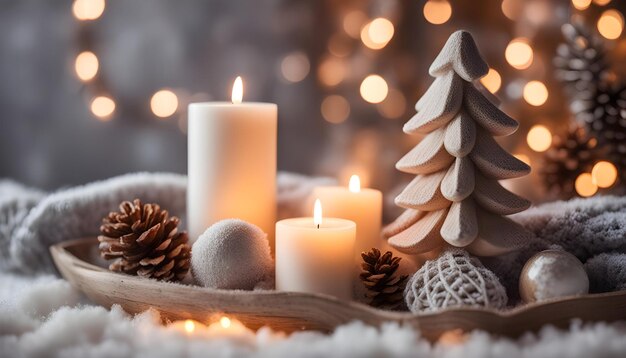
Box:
xmin=90 ymin=96 xmax=115 ymax=120
xmin=423 ymin=0 xmax=452 ymax=25
xmin=72 ymin=0 xmax=105 ymax=21
xmin=505 ymin=38 xmax=533 ymax=70
xmin=150 ymin=89 xmax=178 ymax=118
xmin=597 ymin=9 xmax=624 ymax=40
xmin=572 ymin=0 xmax=592 ymax=10
xmin=280 ymin=52 xmax=310 ymax=83
xmin=75 ymin=51 xmax=99 ymax=81
xmin=321 ymin=95 xmax=350 ymax=124
xmin=343 ymin=10 xmax=368 ymax=39
xmin=526 ymin=125 xmax=552 ymax=152
xmin=318 ymin=57 xmax=346 ymax=87
xmin=219 ymin=316 xmax=231 ymax=329
xmin=438 ymin=329 xmax=469 ymax=346
xmin=360 ymin=24 xmax=381 ymax=49
xmin=524 ymin=1 xmax=550 ymax=26
xmin=523 ymin=81 xmax=549 ymax=106
xmin=360 ymin=75 xmax=388 ymax=103
xmin=361 ymin=22 xmax=387 ymax=50
xmin=368 ymin=18 xmax=394 ymax=45
xmin=501 ymin=0 xmax=522 ymax=20
xmin=591 ymin=161 xmax=618 ymax=188
xmin=575 ymin=173 xmax=598 ymax=197
xmin=480 ymin=68 xmax=502 ymax=93
xmin=184 ymin=320 xmax=195 ymax=334
xmin=377 ymin=88 xmax=406 ymax=119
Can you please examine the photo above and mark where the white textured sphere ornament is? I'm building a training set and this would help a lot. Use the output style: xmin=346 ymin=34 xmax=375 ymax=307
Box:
xmin=519 ymin=250 xmax=589 ymax=303
xmin=191 ymin=219 xmax=273 ymax=290
xmin=404 ymin=249 xmax=507 ymax=313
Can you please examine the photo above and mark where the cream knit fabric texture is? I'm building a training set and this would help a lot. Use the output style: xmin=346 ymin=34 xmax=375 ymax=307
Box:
xmin=404 ymin=249 xmax=507 ymax=313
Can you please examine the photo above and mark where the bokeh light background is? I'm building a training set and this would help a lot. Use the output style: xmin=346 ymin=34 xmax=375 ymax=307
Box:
xmin=0 ymin=0 xmax=625 ymax=207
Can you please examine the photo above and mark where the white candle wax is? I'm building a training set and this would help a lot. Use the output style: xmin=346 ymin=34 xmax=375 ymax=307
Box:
xmin=312 ymin=176 xmax=382 ymax=260
xmin=275 ymin=214 xmax=356 ymax=300
xmin=188 ymin=86 xmax=276 ymax=249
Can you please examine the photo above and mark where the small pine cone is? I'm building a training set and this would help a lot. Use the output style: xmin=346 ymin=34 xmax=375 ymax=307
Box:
xmin=360 ymin=248 xmax=408 ymax=309
xmin=579 ymin=83 xmax=626 ymax=179
xmin=540 ymin=124 xmax=604 ymax=199
xmin=98 ymin=199 xmax=191 ymax=282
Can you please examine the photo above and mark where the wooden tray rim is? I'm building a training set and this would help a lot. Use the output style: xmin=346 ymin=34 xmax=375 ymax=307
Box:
xmin=50 ymin=237 xmax=626 ymax=318
xmin=50 ymin=238 xmax=626 ymax=338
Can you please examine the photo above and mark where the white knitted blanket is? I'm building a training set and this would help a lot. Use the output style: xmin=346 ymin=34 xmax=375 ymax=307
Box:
xmin=0 ymin=172 xmax=334 ymax=274
xmin=1 ymin=173 xmax=626 ymax=357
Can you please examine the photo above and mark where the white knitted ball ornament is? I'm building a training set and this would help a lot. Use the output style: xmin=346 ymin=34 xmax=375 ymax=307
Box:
xmin=404 ymin=249 xmax=507 ymax=313
xmin=191 ymin=219 xmax=273 ymax=290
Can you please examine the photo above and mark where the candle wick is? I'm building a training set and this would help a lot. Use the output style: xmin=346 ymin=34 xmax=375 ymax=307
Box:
xmin=317 ymin=224 xmax=320 ymax=229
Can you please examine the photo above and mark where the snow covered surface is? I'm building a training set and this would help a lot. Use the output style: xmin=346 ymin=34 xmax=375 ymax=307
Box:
xmin=2 ymin=272 xmax=626 ymax=357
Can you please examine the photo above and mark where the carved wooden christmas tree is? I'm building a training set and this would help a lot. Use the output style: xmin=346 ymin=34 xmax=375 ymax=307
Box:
xmin=384 ymin=30 xmax=532 ymax=257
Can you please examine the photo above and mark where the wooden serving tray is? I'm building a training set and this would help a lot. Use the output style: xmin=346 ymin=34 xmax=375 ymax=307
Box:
xmin=51 ymin=238 xmax=626 ymax=341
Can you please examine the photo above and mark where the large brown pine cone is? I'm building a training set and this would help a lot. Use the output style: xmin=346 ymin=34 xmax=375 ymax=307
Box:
xmin=360 ymin=248 xmax=408 ymax=309
xmin=98 ymin=199 xmax=191 ymax=282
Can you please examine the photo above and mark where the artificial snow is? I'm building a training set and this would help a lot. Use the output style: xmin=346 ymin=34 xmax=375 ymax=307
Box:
xmin=1 ymin=273 xmax=626 ymax=357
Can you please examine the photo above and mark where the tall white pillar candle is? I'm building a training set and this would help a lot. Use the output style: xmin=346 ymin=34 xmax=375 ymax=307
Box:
xmin=275 ymin=200 xmax=356 ymax=300
xmin=312 ymin=175 xmax=383 ymax=261
xmin=188 ymin=77 xmax=277 ymax=249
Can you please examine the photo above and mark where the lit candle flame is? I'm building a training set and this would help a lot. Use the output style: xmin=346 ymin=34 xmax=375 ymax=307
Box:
xmin=313 ymin=199 xmax=322 ymax=228
xmin=220 ymin=316 xmax=231 ymax=329
xmin=349 ymin=175 xmax=361 ymax=193
xmin=184 ymin=319 xmax=195 ymax=334
xmin=232 ymin=76 xmax=243 ymax=104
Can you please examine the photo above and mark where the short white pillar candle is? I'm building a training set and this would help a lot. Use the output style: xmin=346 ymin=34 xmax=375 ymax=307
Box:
xmin=275 ymin=200 xmax=356 ymax=300
xmin=312 ymin=175 xmax=383 ymax=260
